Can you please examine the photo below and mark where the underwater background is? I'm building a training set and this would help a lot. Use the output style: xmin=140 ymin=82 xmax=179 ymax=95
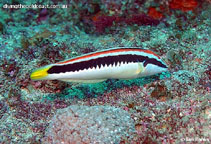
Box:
xmin=0 ymin=0 xmax=210 ymax=143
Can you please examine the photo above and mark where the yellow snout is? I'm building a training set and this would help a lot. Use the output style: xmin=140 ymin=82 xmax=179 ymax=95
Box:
xmin=30 ymin=66 xmax=51 ymax=80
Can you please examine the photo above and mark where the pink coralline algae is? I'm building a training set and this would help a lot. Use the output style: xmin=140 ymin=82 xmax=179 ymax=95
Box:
xmin=37 ymin=8 xmax=48 ymax=23
xmin=92 ymin=13 xmax=160 ymax=33
xmin=42 ymin=105 xmax=135 ymax=144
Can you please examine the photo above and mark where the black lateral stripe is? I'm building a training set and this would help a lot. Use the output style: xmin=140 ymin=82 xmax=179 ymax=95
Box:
xmin=47 ymin=54 xmax=148 ymax=74
xmin=143 ymin=58 xmax=167 ymax=68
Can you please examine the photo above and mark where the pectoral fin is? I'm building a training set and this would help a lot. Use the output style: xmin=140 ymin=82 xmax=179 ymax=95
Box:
xmin=136 ymin=62 xmax=145 ymax=74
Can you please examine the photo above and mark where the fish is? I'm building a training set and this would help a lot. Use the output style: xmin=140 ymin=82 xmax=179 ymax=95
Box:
xmin=30 ymin=47 xmax=168 ymax=83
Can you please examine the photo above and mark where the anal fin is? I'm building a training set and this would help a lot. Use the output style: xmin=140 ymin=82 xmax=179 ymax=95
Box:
xmin=59 ymin=79 xmax=107 ymax=83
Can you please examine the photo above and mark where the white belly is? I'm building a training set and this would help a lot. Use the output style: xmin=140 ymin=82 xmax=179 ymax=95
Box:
xmin=49 ymin=62 xmax=144 ymax=80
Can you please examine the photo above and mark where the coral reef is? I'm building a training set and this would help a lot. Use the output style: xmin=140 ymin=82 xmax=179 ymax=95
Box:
xmin=0 ymin=0 xmax=210 ymax=143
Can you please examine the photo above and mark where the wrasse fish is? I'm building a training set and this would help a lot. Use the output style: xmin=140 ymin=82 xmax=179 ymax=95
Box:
xmin=30 ymin=47 xmax=168 ymax=83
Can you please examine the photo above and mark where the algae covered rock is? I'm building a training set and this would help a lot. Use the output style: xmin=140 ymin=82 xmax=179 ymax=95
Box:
xmin=42 ymin=105 xmax=135 ymax=144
